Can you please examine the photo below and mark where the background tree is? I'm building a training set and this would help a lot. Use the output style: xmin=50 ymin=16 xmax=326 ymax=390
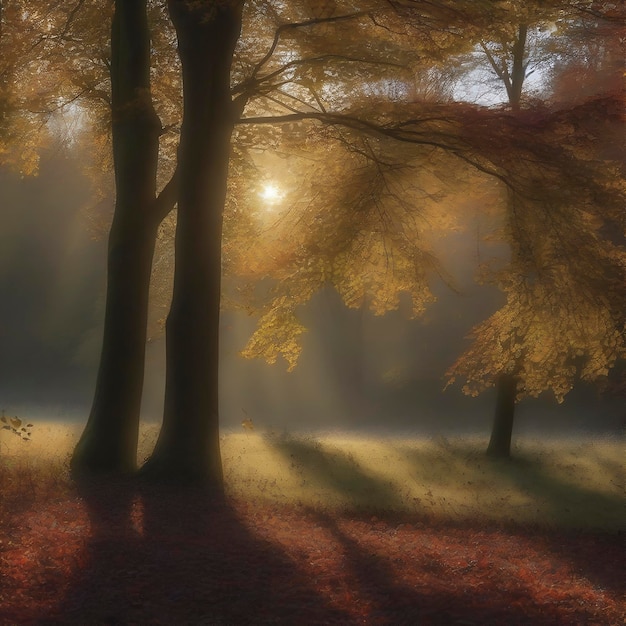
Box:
xmin=446 ymin=4 xmax=625 ymax=457
xmin=0 ymin=1 xmax=57 ymax=173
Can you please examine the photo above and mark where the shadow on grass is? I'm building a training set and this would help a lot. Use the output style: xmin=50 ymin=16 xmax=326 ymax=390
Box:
xmin=5 ymin=462 xmax=621 ymax=625
xmin=265 ymin=433 xmax=403 ymax=511
xmin=483 ymin=454 xmax=625 ymax=596
xmin=41 ymin=478 xmax=352 ymax=625
xmin=487 ymin=454 xmax=622 ymax=527
xmin=397 ymin=440 xmax=624 ymax=596
xmin=310 ymin=509 xmax=608 ymax=626
xmin=395 ymin=440 xmax=623 ymax=527
xmin=311 ymin=509 xmax=453 ymax=624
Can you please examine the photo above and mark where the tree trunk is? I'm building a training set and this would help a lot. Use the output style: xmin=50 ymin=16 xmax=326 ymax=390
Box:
xmin=71 ymin=0 xmax=161 ymax=475
xmin=483 ymin=26 xmax=527 ymax=460
xmin=140 ymin=1 xmax=244 ymax=487
xmin=507 ymin=24 xmax=528 ymax=111
xmin=486 ymin=373 xmax=517 ymax=458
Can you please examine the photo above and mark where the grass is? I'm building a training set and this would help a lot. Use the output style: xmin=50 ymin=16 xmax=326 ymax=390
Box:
xmin=1 ymin=422 xmax=623 ymax=531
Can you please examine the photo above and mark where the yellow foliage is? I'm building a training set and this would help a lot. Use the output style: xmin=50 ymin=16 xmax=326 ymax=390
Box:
xmin=240 ymin=303 xmax=308 ymax=371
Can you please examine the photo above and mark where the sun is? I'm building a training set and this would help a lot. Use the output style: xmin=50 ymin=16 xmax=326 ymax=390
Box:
xmin=260 ymin=183 xmax=282 ymax=203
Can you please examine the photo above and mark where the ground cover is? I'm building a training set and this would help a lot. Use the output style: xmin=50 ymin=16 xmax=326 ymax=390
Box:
xmin=0 ymin=424 xmax=623 ymax=624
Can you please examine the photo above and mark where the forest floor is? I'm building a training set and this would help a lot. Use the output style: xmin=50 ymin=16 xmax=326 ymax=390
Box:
xmin=0 ymin=424 xmax=623 ymax=625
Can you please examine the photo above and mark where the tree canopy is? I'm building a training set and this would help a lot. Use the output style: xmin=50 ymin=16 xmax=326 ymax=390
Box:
xmin=1 ymin=0 xmax=623 ymax=479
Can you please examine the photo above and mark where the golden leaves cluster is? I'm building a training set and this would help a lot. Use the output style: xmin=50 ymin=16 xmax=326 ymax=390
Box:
xmin=447 ymin=97 xmax=626 ymax=401
xmin=447 ymin=267 xmax=626 ymax=402
xmin=231 ymin=127 xmax=468 ymax=369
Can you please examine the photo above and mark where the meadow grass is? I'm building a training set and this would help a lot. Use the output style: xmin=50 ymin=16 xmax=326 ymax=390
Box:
xmin=1 ymin=422 xmax=623 ymax=530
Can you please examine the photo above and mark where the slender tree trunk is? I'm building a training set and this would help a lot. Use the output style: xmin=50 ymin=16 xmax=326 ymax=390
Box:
xmin=486 ymin=373 xmax=517 ymax=458
xmin=484 ymin=28 xmax=527 ymax=457
xmin=507 ymin=24 xmax=527 ymax=111
xmin=71 ymin=0 xmax=161 ymax=474
xmin=140 ymin=1 xmax=244 ymax=487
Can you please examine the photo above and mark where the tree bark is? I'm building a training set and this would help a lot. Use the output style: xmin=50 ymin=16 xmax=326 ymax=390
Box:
xmin=486 ymin=373 xmax=517 ymax=458
xmin=140 ymin=1 xmax=244 ymax=487
xmin=507 ymin=24 xmax=527 ymax=111
xmin=71 ymin=0 xmax=162 ymax=474
xmin=483 ymin=28 xmax=527 ymax=459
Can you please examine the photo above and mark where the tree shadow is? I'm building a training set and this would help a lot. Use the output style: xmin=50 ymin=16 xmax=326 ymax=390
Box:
xmin=484 ymin=455 xmax=625 ymax=596
xmin=397 ymin=440 xmax=623 ymax=526
xmin=584 ymin=442 xmax=624 ymax=483
xmin=309 ymin=508 xmax=441 ymax=624
xmin=398 ymin=441 xmax=624 ymax=596
xmin=266 ymin=433 xmax=403 ymax=511
xmin=33 ymin=475 xmax=141 ymax=624
xmin=43 ymin=477 xmax=353 ymax=625
xmin=310 ymin=509 xmax=602 ymax=626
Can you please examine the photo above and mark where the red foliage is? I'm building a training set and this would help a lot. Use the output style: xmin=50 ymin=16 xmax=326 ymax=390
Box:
xmin=0 ymin=483 xmax=623 ymax=625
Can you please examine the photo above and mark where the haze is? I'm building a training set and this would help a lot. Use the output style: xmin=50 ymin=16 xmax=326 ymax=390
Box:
xmin=0 ymin=152 xmax=621 ymax=439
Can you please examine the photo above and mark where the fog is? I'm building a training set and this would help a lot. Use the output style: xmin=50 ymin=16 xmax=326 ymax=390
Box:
xmin=0 ymin=154 xmax=622 ymax=437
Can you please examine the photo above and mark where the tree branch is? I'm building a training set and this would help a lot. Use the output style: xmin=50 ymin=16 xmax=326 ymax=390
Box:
xmin=153 ymin=167 xmax=179 ymax=223
xmin=249 ymin=11 xmax=372 ymax=83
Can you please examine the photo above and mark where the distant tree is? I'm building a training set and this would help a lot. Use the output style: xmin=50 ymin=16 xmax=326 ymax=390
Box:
xmin=445 ymin=94 xmax=625 ymax=454
xmin=446 ymin=4 xmax=625 ymax=457
xmin=548 ymin=7 xmax=624 ymax=106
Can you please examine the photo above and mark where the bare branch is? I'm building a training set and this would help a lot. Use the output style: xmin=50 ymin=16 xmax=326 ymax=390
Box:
xmin=57 ymin=0 xmax=87 ymax=41
xmin=249 ymin=11 xmax=372 ymax=83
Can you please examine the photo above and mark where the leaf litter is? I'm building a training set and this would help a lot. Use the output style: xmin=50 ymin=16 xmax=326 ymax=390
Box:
xmin=0 ymin=480 xmax=623 ymax=626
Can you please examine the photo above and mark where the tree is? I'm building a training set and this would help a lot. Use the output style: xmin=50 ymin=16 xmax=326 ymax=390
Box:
xmin=7 ymin=0 xmax=475 ymax=484
xmin=139 ymin=0 xmax=244 ymax=486
xmin=234 ymin=3 xmax=624 ymax=462
xmin=446 ymin=5 xmax=625 ymax=457
xmin=140 ymin=0 xmax=486 ymax=482
xmin=71 ymin=0 xmax=177 ymax=474
xmin=453 ymin=10 xmax=552 ymax=457
xmin=549 ymin=7 xmax=624 ymax=106
xmin=67 ymin=0 xmax=434 ymax=481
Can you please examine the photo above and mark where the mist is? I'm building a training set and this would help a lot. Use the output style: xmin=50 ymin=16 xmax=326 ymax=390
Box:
xmin=1 ymin=153 xmax=621 ymax=439
xmin=0 ymin=151 xmax=104 ymax=419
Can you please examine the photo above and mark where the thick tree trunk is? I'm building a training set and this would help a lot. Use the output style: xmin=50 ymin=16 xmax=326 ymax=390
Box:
xmin=71 ymin=0 xmax=161 ymax=474
xmin=486 ymin=373 xmax=517 ymax=458
xmin=140 ymin=1 xmax=244 ymax=487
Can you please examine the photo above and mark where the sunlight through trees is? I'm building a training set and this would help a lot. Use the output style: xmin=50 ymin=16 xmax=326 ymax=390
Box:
xmin=0 ymin=0 xmax=622 ymax=483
